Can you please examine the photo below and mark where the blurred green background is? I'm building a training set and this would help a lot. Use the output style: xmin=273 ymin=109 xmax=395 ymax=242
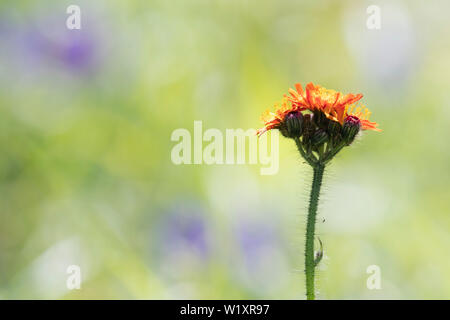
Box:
xmin=0 ymin=0 xmax=449 ymax=299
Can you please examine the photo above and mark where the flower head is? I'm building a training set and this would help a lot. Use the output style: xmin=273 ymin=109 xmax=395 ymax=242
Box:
xmin=257 ymin=82 xmax=380 ymax=165
xmin=258 ymin=82 xmax=380 ymax=136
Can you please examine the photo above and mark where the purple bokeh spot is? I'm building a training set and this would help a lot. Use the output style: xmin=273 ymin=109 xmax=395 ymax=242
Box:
xmin=60 ymin=31 xmax=96 ymax=70
xmin=4 ymin=16 xmax=101 ymax=76
xmin=236 ymin=222 xmax=277 ymax=262
xmin=157 ymin=204 xmax=210 ymax=260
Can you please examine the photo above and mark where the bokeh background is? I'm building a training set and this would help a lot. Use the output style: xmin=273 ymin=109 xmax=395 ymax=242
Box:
xmin=0 ymin=0 xmax=449 ymax=299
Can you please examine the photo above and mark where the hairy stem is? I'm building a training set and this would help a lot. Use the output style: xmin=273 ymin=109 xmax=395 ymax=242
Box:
xmin=305 ymin=164 xmax=325 ymax=300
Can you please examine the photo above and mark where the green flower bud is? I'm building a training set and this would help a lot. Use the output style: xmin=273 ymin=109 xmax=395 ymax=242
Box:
xmin=296 ymin=114 xmax=313 ymax=153
xmin=280 ymin=111 xmax=304 ymax=138
xmin=311 ymin=129 xmax=328 ymax=147
xmin=327 ymin=120 xmax=342 ymax=137
xmin=313 ymin=110 xmax=327 ymax=128
xmin=342 ymin=115 xmax=361 ymax=145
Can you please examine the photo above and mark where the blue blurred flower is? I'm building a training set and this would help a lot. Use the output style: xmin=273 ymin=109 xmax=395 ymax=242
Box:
xmin=55 ymin=30 xmax=97 ymax=71
xmin=1 ymin=11 xmax=102 ymax=79
xmin=156 ymin=202 xmax=210 ymax=260
xmin=235 ymin=221 xmax=277 ymax=264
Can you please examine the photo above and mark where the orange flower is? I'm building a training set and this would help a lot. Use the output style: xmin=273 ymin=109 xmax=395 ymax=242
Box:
xmin=287 ymin=82 xmax=363 ymax=124
xmin=257 ymin=82 xmax=380 ymax=135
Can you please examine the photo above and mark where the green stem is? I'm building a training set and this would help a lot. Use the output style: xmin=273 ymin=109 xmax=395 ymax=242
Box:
xmin=305 ymin=164 xmax=325 ymax=300
xmin=322 ymin=142 xmax=345 ymax=164
xmin=294 ymin=137 xmax=317 ymax=166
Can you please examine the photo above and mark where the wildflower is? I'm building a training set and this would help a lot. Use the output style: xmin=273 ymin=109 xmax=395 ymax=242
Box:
xmin=256 ymin=82 xmax=380 ymax=300
xmin=258 ymin=82 xmax=380 ymax=163
xmin=259 ymin=82 xmax=380 ymax=137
